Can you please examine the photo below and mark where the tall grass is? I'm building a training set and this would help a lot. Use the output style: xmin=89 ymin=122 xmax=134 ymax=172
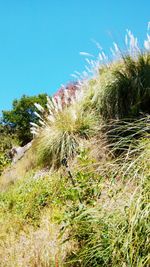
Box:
xmin=34 ymin=104 xmax=98 ymax=169
xmin=102 ymin=54 xmax=150 ymax=119
xmin=1 ymin=26 xmax=150 ymax=267
xmin=91 ymin=53 xmax=150 ymax=120
xmin=0 ymin=172 xmax=76 ymax=267
xmin=64 ymin=135 xmax=150 ymax=267
xmin=67 ymin=176 xmax=149 ymax=267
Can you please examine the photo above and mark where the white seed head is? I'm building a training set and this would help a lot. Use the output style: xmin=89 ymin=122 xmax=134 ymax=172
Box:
xmin=47 ymin=114 xmax=55 ymax=123
xmin=71 ymin=109 xmax=77 ymax=120
xmin=56 ymin=95 xmax=62 ymax=111
xmin=47 ymin=96 xmax=54 ymax=110
xmin=34 ymin=111 xmax=43 ymax=120
xmin=52 ymin=97 xmax=58 ymax=111
xmin=31 ymin=129 xmax=39 ymax=136
xmin=34 ymin=103 xmax=44 ymax=112
xmin=39 ymin=120 xmax=46 ymax=126
xmin=30 ymin=122 xmax=39 ymax=128
xmin=144 ymin=34 xmax=150 ymax=50
xmin=79 ymin=51 xmax=94 ymax=57
xmin=63 ymin=89 xmax=69 ymax=106
xmin=126 ymin=30 xmax=139 ymax=54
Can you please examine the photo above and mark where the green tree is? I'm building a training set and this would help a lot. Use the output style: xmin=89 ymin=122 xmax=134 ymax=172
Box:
xmin=2 ymin=94 xmax=47 ymax=145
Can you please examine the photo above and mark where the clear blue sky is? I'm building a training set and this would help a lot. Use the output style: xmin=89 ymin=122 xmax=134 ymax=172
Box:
xmin=0 ymin=0 xmax=150 ymax=112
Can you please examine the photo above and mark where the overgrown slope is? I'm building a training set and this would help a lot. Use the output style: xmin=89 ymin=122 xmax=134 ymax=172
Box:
xmin=0 ymin=29 xmax=150 ymax=267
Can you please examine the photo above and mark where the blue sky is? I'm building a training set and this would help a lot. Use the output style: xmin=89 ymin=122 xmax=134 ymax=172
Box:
xmin=0 ymin=0 xmax=150 ymax=112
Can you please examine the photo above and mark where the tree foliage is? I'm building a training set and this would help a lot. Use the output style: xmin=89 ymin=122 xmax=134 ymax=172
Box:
xmin=2 ymin=94 xmax=47 ymax=145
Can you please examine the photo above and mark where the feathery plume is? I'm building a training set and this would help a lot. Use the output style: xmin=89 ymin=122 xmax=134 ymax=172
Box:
xmin=79 ymin=52 xmax=94 ymax=57
xmin=34 ymin=103 xmax=44 ymax=113
xmin=30 ymin=122 xmax=39 ymax=128
xmin=34 ymin=111 xmax=43 ymax=120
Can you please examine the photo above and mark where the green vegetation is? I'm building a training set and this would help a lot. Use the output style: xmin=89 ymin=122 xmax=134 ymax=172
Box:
xmin=64 ymin=136 xmax=150 ymax=267
xmin=94 ymin=54 xmax=150 ymax=120
xmin=34 ymin=103 xmax=98 ymax=169
xmin=2 ymin=94 xmax=47 ymax=145
xmin=0 ymin=124 xmax=17 ymax=175
xmin=0 ymin=29 xmax=150 ymax=266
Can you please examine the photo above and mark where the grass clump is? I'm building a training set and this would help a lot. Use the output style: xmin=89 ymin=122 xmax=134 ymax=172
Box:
xmin=34 ymin=104 xmax=98 ymax=169
xmin=92 ymin=53 xmax=150 ymax=120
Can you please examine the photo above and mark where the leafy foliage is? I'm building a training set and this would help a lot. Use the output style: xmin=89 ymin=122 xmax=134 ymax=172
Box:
xmin=2 ymin=94 xmax=47 ymax=145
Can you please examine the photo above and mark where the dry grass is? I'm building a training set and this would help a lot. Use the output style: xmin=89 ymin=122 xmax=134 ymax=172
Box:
xmin=0 ymin=208 xmax=75 ymax=267
xmin=0 ymin=147 xmax=36 ymax=191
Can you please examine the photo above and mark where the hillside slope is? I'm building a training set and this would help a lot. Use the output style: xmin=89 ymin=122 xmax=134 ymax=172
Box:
xmin=0 ymin=30 xmax=150 ymax=267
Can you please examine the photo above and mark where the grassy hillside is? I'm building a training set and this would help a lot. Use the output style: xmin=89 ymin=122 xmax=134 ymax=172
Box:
xmin=0 ymin=30 xmax=150 ymax=267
